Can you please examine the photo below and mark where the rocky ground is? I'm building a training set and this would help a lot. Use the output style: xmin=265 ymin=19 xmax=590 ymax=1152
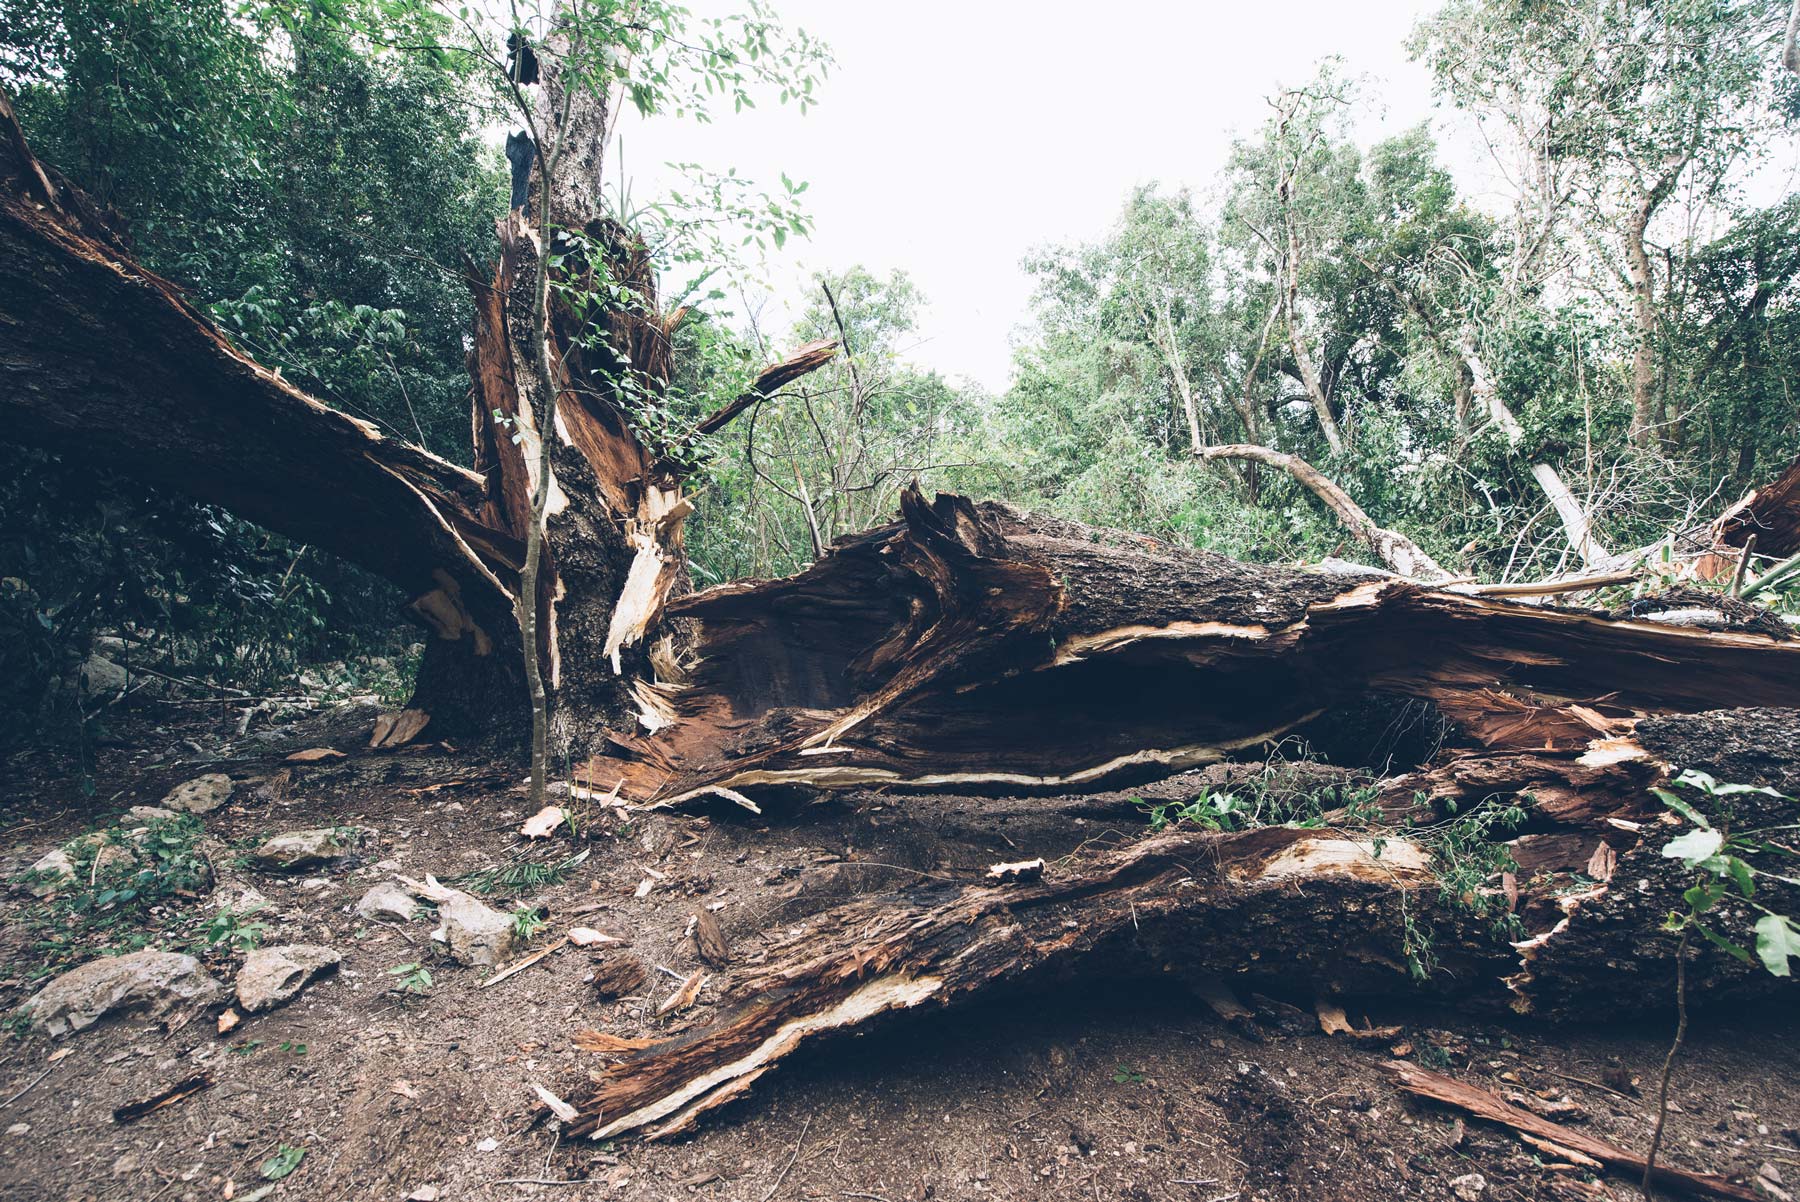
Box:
xmin=1 ymin=699 xmax=1797 ymax=1202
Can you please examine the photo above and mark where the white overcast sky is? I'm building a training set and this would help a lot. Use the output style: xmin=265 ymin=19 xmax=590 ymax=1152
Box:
xmin=619 ymin=0 xmax=1457 ymax=391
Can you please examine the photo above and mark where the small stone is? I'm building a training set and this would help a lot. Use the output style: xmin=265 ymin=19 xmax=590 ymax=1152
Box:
xmin=235 ymin=945 xmax=341 ymax=1013
xmin=160 ymin=774 xmax=234 ymax=814
xmin=1450 ymin=1172 xmax=1487 ymax=1200
xmin=251 ymin=827 xmax=371 ymax=872
xmin=355 ymin=882 xmax=420 ymax=922
xmin=408 ymin=1188 xmax=441 ymax=1202
xmin=5 ymin=1123 xmax=27 ymax=1137
xmin=78 ymin=653 xmax=129 ymax=698
xmin=125 ymin=805 xmax=180 ymax=824
xmin=16 ymin=951 xmax=225 ymax=1037
xmin=428 ymin=891 xmax=519 ymax=968
xmin=24 ymin=848 xmax=75 ymax=897
xmin=477 ymin=1137 xmax=500 ymax=1153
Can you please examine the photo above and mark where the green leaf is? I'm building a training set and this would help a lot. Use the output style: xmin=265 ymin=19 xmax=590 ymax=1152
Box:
xmin=1754 ymin=913 xmax=1800 ymax=977
xmin=1695 ymin=923 xmax=1752 ymax=963
xmin=1661 ymin=828 xmax=1722 ymax=865
xmin=260 ymin=1145 xmax=305 ymax=1181
xmin=1651 ymin=788 xmax=1711 ymax=829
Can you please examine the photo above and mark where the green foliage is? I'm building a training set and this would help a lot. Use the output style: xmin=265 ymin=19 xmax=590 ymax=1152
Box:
xmin=11 ymin=813 xmax=216 ymax=972
xmin=1654 ymin=768 xmax=1800 ymax=976
xmin=203 ymin=903 xmax=271 ymax=954
xmin=388 ymin=960 xmax=434 ymax=995
xmin=685 ymin=266 xmax=990 ymax=581
xmin=455 ymin=848 xmax=589 ymax=896
xmin=510 ymin=904 xmax=548 ymax=940
xmin=0 ymin=0 xmax=498 ymax=737
xmin=260 ymin=1144 xmax=305 ymax=1181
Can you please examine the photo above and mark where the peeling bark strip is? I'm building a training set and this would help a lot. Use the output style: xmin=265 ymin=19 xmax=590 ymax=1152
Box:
xmin=1384 ymin=1062 xmax=1760 ymax=1201
xmin=579 ymin=488 xmax=1800 ymax=807
xmin=568 ymin=711 xmax=1799 ymax=1141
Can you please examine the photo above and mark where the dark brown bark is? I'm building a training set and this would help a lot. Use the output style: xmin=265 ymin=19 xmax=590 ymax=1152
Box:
xmin=564 ymin=708 xmax=1799 ymax=1141
xmin=1713 ymin=450 xmax=1800 ymax=561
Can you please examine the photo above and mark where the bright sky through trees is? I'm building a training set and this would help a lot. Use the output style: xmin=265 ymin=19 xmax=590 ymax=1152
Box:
xmin=626 ymin=0 xmax=1450 ymax=389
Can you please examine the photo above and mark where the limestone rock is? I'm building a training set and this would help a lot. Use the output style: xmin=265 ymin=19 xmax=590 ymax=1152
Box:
xmin=125 ymin=805 xmax=180 ymax=824
xmin=160 ymin=774 xmax=234 ymax=814
xmin=251 ymin=826 xmax=371 ymax=872
xmin=235 ymin=945 xmax=340 ymax=1013
xmin=1450 ymin=1173 xmax=1487 ymax=1201
xmin=17 ymin=951 xmax=224 ymax=1037
xmin=355 ymin=881 xmax=419 ymax=922
xmin=78 ymin=653 xmax=128 ymax=698
xmin=400 ymin=875 xmax=519 ymax=967
xmin=24 ymin=848 xmax=75 ymax=897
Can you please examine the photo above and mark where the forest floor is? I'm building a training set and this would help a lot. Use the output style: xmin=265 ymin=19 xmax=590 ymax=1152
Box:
xmin=1 ymin=699 xmax=1796 ymax=1202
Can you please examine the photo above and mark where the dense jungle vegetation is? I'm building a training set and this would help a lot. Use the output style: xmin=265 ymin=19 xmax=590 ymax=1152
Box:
xmin=2 ymin=0 xmax=1797 ymax=751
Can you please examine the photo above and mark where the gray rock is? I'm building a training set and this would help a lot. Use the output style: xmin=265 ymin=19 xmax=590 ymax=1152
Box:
xmin=17 ymin=951 xmax=224 ymax=1037
xmin=210 ymin=881 xmax=271 ymax=916
xmin=251 ymin=826 xmax=371 ymax=872
xmin=78 ymin=653 xmax=129 ymax=698
xmin=235 ymin=945 xmax=340 ymax=1013
xmin=355 ymin=881 xmax=419 ymax=922
xmin=434 ymin=895 xmax=518 ymax=967
xmin=160 ymin=774 xmax=234 ymax=815
xmin=24 ymin=848 xmax=75 ymax=897
xmin=125 ymin=805 xmax=180 ymax=824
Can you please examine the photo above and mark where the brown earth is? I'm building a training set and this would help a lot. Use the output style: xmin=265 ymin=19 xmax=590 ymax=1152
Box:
xmin=1 ymin=701 xmax=1796 ymax=1202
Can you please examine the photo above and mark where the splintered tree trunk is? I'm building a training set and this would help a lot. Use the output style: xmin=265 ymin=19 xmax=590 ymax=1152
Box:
xmin=578 ymin=487 xmax=1800 ymax=807
xmin=567 ymin=708 xmax=1800 ymax=1141
xmin=0 ymin=89 xmax=831 ymax=753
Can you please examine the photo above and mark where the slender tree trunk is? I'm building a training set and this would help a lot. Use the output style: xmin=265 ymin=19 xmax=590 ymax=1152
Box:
xmin=1459 ymin=325 xmax=1611 ymax=569
xmin=1152 ymin=302 xmax=1205 ymax=456
xmin=1625 ymin=196 xmax=1662 ymax=448
xmin=1623 ymin=162 xmax=1687 ymax=449
xmin=1285 ymin=224 xmax=1346 ymax=455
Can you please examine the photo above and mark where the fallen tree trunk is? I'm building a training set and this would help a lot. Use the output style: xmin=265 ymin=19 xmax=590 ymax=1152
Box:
xmin=567 ymin=708 xmax=1799 ymax=1140
xmin=578 ymin=487 xmax=1800 ymax=807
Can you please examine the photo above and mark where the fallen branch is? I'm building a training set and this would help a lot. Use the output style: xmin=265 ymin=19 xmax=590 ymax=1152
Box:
xmin=1197 ymin=444 xmax=1450 ymax=581
xmin=1383 ymin=1061 xmax=1759 ymax=1201
xmin=562 ymin=709 xmax=1799 ymax=1141
xmin=480 ymin=937 xmax=568 ymax=989
xmin=112 ymin=1072 xmax=214 ymax=1124
xmin=1457 ymin=571 xmax=1638 ymax=598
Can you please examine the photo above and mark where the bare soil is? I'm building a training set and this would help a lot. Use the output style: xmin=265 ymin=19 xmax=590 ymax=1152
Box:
xmin=1 ymin=701 xmax=1796 ymax=1202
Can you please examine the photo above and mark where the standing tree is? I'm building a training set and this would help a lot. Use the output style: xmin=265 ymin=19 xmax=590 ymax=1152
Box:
xmin=1415 ymin=0 xmax=1791 ymax=449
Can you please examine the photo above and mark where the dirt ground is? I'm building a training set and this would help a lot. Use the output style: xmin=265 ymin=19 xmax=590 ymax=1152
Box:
xmin=2 ymin=700 xmax=1796 ymax=1202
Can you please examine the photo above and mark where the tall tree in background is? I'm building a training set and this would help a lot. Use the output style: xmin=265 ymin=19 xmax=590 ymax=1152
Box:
xmin=1415 ymin=0 xmax=1793 ymax=449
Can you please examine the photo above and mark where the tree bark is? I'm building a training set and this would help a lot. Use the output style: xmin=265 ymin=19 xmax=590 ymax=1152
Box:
xmin=565 ymin=706 xmax=1800 ymax=1140
xmin=0 ymin=89 xmax=833 ymax=749
xmin=575 ymin=486 xmax=1800 ymax=809
xmin=1712 ymin=450 xmax=1800 ymax=561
